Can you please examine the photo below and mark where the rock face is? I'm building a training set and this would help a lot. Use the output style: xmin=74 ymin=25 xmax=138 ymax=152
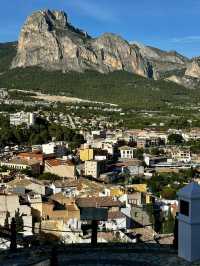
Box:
xmin=165 ymin=75 xmax=200 ymax=89
xmin=12 ymin=10 xmax=153 ymax=77
xmin=185 ymin=59 xmax=200 ymax=78
xmin=132 ymin=42 xmax=188 ymax=79
xmin=12 ymin=9 xmax=191 ymax=81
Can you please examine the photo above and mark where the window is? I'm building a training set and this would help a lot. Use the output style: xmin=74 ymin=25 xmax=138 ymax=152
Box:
xmin=180 ymin=200 xmax=189 ymax=216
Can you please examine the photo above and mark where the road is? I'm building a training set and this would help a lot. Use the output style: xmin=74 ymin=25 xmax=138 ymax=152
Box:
xmin=67 ymin=114 xmax=76 ymax=129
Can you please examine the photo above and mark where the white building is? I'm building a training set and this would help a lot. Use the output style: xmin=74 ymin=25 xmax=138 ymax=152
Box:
xmin=119 ymin=146 xmax=134 ymax=159
xmin=171 ymin=147 xmax=191 ymax=163
xmin=42 ymin=142 xmax=68 ymax=157
xmin=10 ymin=112 xmax=35 ymax=127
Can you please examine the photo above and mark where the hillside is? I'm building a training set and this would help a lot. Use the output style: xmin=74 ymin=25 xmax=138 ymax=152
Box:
xmin=0 ymin=42 xmax=17 ymax=73
xmin=1 ymin=40 xmax=200 ymax=112
xmin=0 ymin=64 xmax=199 ymax=110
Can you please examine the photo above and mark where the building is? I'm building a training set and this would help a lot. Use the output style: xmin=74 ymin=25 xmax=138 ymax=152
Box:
xmin=80 ymin=148 xmax=94 ymax=161
xmin=120 ymin=192 xmax=144 ymax=207
xmin=17 ymin=152 xmax=44 ymax=166
xmin=7 ymin=178 xmax=46 ymax=195
xmin=119 ymin=146 xmax=134 ymax=159
xmin=76 ymin=196 xmax=124 ymax=212
xmin=170 ymin=147 xmax=191 ymax=163
xmin=49 ymin=180 xmax=82 ymax=196
xmin=102 ymin=211 xmax=127 ymax=231
xmin=42 ymin=142 xmax=68 ymax=157
xmin=84 ymin=160 xmax=103 ymax=179
xmin=44 ymin=159 xmax=76 ymax=179
xmin=0 ymin=158 xmax=40 ymax=175
xmin=144 ymin=154 xmax=167 ymax=167
xmin=10 ymin=111 xmax=35 ymax=127
xmin=120 ymin=160 xmax=144 ymax=176
xmin=0 ymin=193 xmax=32 ymax=234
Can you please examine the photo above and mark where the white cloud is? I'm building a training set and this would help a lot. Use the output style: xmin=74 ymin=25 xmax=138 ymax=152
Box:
xmin=171 ymin=36 xmax=200 ymax=43
xmin=66 ymin=0 xmax=118 ymax=22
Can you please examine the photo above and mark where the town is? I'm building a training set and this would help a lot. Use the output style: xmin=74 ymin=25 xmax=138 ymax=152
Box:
xmin=0 ymin=87 xmax=200 ymax=254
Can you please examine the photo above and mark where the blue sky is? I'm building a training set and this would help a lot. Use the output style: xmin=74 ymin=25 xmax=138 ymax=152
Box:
xmin=0 ymin=0 xmax=200 ymax=58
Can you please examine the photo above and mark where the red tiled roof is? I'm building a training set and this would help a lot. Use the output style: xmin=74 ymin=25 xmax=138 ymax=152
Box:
xmin=18 ymin=152 xmax=43 ymax=159
xmin=46 ymin=159 xmax=74 ymax=167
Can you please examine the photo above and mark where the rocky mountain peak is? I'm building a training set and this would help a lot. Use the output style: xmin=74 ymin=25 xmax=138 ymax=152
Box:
xmin=11 ymin=9 xmax=190 ymax=81
xmin=11 ymin=9 xmax=153 ymax=76
xmin=185 ymin=59 xmax=200 ymax=78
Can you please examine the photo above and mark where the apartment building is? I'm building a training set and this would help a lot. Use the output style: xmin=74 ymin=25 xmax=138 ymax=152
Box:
xmin=10 ymin=111 xmax=35 ymax=127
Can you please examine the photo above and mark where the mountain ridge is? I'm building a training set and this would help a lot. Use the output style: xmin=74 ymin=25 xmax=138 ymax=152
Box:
xmin=10 ymin=9 xmax=195 ymax=82
xmin=1 ymin=9 xmax=200 ymax=91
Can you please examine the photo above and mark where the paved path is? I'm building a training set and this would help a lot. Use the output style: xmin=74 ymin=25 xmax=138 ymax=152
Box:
xmin=67 ymin=114 xmax=76 ymax=129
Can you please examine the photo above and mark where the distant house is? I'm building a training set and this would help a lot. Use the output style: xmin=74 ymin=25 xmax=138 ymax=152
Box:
xmin=7 ymin=178 xmax=46 ymax=195
xmin=101 ymin=211 xmax=127 ymax=231
xmin=0 ymin=193 xmax=32 ymax=234
xmin=10 ymin=111 xmax=35 ymax=127
xmin=144 ymin=154 xmax=167 ymax=167
xmin=80 ymin=148 xmax=94 ymax=161
xmin=0 ymin=158 xmax=40 ymax=175
xmin=170 ymin=147 xmax=191 ymax=163
xmin=122 ymin=160 xmax=144 ymax=176
xmin=44 ymin=159 xmax=76 ymax=179
xmin=32 ymin=195 xmax=80 ymax=231
xmin=76 ymin=196 xmax=124 ymax=213
xmin=42 ymin=142 xmax=68 ymax=157
xmin=17 ymin=152 xmax=44 ymax=166
xmin=84 ymin=160 xmax=105 ymax=179
xmin=79 ymin=196 xmax=132 ymax=231
xmin=49 ymin=180 xmax=82 ymax=196
xmin=119 ymin=146 xmax=134 ymax=159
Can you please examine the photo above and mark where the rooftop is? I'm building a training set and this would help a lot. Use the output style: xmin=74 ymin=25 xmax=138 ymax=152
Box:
xmin=76 ymin=196 xmax=123 ymax=208
xmin=45 ymin=159 xmax=74 ymax=167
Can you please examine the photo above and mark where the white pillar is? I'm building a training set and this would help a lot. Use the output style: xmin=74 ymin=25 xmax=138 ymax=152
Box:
xmin=178 ymin=182 xmax=200 ymax=262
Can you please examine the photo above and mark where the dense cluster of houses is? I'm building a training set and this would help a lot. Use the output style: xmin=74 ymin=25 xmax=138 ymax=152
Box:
xmin=1 ymin=118 xmax=200 ymax=246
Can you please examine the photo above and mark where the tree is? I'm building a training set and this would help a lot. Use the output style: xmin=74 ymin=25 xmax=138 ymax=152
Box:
xmin=161 ymin=187 xmax=177 ymax=200
xmin=38 ymin=172 xmax=61 ymax=181
xmin=168 ymin=134 xmax=184 ymax=145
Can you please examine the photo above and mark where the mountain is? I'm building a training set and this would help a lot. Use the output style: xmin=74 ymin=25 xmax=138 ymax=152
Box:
xmin=164 ymin=58 xmax=200 ymax=89
xmin=185 ymin=58 xmax=200 ymax=78
xmin=11 ymin=9 xmax=191 ymax=80
xmin=11 ymin=10 xmax=153 ymax=78
xmin=131 ymin=42 xmax=189 ymax=79
xmin=1 ymin=8 xmax=200 ymax=107
xmin=1 ymin=42 xmax=200 ymax=110
xmin=0 ymin=42 xmax=17 ymax=73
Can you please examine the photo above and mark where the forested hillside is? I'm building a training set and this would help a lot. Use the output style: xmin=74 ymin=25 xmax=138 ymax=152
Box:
xmin=0 ymin=42 xmax=17 ymax=72
xmin=0 ymin=42 xmax=199 ymax=110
